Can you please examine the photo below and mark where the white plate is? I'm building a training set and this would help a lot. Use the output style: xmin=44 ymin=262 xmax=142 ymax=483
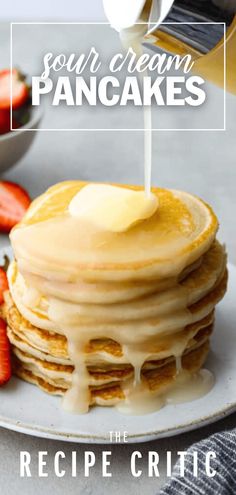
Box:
xmin=0 ymin=247 xmax=236 ymax=444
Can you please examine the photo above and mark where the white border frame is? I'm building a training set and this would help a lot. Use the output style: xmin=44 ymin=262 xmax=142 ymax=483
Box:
xmin=10 ymin=22 xmax=226 ymax=132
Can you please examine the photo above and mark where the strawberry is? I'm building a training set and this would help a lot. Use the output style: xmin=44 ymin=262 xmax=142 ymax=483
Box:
xmin=0 ymin=267 xmax=8 ymax=305
xmin=0 ymin=318 xmax=11 ymax=385
xmin=0 ymin=181 xmax=31 ymax=232
xmin=0 ymin=69 xmax=29 ymax=110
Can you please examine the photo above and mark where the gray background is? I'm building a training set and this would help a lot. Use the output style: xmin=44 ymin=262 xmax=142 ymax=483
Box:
xmin=0 ymin=0 xmax=106 ymax=21
xmin=0 ymin=11 xmax=236 ymax=495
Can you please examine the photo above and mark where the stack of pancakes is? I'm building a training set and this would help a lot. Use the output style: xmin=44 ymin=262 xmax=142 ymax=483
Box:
xmin=3 ymin=181 xmax=227 ymax=412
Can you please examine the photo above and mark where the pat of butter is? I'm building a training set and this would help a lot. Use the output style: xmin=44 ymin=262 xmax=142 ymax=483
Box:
xmin=68 ymin=184 xmax=158 ymax=232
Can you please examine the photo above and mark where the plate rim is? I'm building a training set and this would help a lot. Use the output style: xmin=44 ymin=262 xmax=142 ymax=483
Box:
xmin=0 ymin=401 xmax=236 ymax=444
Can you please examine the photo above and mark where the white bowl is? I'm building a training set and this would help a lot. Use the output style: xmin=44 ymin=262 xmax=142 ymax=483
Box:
xmin=0 ymin=106 xmax=42 ymax=174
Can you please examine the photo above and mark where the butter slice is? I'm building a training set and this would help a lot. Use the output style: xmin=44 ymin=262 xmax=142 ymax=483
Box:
xmin=68 ymin=184 xmax=158 ymax=232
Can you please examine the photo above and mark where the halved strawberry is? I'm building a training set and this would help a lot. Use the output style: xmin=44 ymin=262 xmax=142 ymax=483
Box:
xmin=0 ymin=318 xmax=11 ymax=385
xmin=0 ymin=181 xmax=31 ymax=232
xmin=0 ymin=267 xmax=8 ymax=305
xmin=0 ymin=69 xmax=29 ymax=110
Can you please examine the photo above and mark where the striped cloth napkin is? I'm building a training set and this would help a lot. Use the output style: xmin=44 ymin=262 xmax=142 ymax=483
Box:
xmin=160 ymin=429 xmax=236 ymax=495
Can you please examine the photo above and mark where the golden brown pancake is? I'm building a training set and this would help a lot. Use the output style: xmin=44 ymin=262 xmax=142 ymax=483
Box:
xmin=10 ymin=182 xmax=218 ymax=282
xmin=12 ymin=341 xmax=210 ymax=406
xmin=7 ymin=240 xmax=226 ymax=328
xmin=4 ymin=290 xmax=216 ymax=365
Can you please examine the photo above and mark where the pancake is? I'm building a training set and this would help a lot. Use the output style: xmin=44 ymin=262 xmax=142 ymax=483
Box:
xmin=7 ymin=241 xmax=226 ymax=326
xmin=11 ymin=256 xmax=203 ymax=305
xmin=10 ymin=182 xmax=218 ymax=282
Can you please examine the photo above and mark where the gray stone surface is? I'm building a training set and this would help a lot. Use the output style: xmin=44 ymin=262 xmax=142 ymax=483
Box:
xmin=0 ymin=22 xmax=235 ymax=495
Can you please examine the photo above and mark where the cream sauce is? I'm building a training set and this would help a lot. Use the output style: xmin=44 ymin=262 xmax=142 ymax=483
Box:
xmin=63 ymin=332 xmax=90 ymax=414
xmin=117 ymin=369 xmax=214 ymax=415
xmin=120 ymin=24 xmax=152 ymax=196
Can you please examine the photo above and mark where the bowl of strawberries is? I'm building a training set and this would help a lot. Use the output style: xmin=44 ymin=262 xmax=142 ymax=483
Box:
xmin=0 ymin=68 xmax=42 ymax=174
